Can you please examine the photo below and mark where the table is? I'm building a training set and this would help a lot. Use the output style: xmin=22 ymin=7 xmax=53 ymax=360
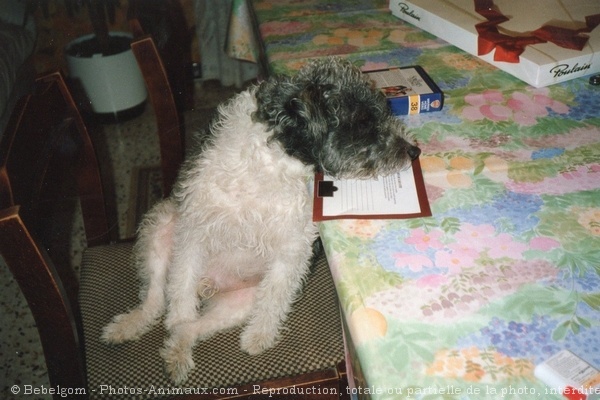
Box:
xmin=249 ymin=1 xmax=600 ymax=398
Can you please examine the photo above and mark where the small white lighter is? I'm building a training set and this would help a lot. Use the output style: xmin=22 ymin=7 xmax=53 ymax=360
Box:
xmin=535 ymin=350 xmax=600 ymax=400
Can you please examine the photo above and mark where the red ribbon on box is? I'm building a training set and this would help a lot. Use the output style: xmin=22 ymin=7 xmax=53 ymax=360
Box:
xmin=474 ymin=0 xmax=600 ymax=63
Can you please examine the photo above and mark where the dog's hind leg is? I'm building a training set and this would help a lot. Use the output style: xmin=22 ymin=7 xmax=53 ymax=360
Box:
xmin=161 ymin=287 xmax=256 ymax=384
xmin=102 ymin=199 xmax=177 ymax=343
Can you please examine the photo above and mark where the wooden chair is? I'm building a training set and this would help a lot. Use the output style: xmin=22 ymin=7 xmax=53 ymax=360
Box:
xmin=0 ymin=72 xmax=348 ymax=399
xmin=130 ymin=31 xmax=184 ymax=197
xmin=0 ymin=71 xmax=111 ymax=392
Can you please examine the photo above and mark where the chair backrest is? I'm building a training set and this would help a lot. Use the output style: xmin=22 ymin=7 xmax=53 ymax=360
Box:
xmin=0 ymin=71 xmax=113 ymax=246
xmin=130 ymin=31 xmax=184 ymax=196
xmin=0 ymin=71 xmax=110 ymax=391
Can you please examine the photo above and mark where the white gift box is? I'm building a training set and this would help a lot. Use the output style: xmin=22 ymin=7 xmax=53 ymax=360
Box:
xmin=390 ymin=0 xmax=600 ymax=87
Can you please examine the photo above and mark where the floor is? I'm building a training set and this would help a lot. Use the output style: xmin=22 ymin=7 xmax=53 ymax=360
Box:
xmin=0 ymin=79 xmax=244 ymax=397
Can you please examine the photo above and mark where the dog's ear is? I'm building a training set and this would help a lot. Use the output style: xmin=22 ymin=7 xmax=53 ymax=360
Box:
xmin=252 ymin=76 xmax=295 ymax=126
xmin=253 ymin=78 xmax=337 ymax=167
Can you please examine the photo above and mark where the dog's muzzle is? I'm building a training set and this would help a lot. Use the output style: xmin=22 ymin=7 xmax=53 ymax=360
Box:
xmin=408 ymin=145 xmax=421 ymax=161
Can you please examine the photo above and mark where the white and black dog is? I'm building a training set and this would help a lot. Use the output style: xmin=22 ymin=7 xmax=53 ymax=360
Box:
xmin=102 ymin=57 xmax=420 ymax=383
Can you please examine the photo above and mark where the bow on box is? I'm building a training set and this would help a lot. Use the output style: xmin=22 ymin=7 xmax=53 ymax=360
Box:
xmin=474 ymin=0 xmax=600 ymax=63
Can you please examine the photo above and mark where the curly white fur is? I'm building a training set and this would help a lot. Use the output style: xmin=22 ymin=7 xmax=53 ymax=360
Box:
xmin=102 ymin=90 xmax=317 ymax=384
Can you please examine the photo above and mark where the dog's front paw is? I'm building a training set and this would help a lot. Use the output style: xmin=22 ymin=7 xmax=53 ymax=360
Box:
xmin=161 ymin=337 xmax=195 ymax=384
xmin=101 ymin=309 xmax=152 ymax=343
xmin=240 ymin=325 xmax=279 ymax=355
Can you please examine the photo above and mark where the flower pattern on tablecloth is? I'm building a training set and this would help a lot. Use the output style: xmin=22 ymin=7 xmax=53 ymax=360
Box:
xmin=426 ymin=346 xmax=534 ymax=383
xmin=461 ymin=88 xmax=569 ymax=126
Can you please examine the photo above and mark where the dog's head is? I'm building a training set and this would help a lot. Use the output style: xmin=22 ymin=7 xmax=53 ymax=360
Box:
xmin=252 ymin=57 xmax=420 ymax=178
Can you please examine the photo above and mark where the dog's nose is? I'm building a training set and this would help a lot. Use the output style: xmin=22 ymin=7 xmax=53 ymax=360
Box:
xmin=408 ymin=145 xmax=421 ymax=161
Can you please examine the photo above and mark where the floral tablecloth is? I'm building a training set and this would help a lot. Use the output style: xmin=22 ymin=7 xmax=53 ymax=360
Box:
xmin=250 ymin=1 xmax=600 ymax=398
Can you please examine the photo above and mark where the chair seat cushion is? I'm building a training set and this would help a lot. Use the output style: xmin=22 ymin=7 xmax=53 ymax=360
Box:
xmin=79 ymin=242 xmax=345 ymax=398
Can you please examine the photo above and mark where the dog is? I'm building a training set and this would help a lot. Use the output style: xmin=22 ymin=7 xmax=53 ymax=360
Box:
xmin=101 ymin=57 xmax=421 ymax=384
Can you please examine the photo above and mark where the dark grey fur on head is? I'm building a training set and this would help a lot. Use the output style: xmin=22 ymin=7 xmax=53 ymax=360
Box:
xmin=252 ymin=57 xmax=420 ymax=178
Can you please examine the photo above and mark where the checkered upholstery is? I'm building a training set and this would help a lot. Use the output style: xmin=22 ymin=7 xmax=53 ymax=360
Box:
xmin=79 ymin=242 xmax=345 ymax=399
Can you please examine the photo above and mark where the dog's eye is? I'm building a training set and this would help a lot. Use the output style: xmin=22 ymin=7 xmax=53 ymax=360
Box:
xmin=322 ymin=84 xmax=336 ymax=99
